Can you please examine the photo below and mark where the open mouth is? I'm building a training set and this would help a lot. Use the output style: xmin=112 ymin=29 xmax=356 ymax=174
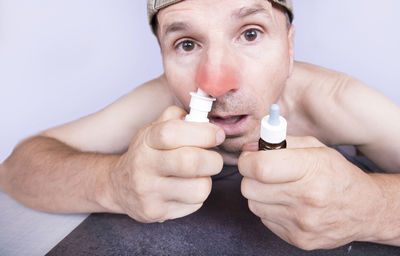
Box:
xmin=211 ymin=115 xmax=246 ymax=124
xmin=209 ymin=114 xmax=249 ymax=136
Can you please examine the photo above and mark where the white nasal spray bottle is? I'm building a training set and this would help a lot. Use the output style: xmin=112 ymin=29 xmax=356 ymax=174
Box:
xmin=185 ymin=88 xmax=216 ymax=123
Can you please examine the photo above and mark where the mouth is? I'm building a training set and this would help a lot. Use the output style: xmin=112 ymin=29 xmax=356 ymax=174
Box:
xmin=209 ymin=114 xmax=250 ymax=136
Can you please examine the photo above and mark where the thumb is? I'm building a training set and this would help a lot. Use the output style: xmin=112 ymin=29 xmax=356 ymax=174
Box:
xmin=156 ymin=105 xmax=187 ymax=123
xmin=242 ymin=136 xmax=326 ymax=151
xmin=242 ymin=141 xmax=259 ymax=152
xmin=286 ymin=135 xmax=326 ymax=149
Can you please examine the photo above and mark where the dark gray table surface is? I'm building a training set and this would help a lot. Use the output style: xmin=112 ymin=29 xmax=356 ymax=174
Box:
xmin=47 ymin=151 xmax=400 ymax=256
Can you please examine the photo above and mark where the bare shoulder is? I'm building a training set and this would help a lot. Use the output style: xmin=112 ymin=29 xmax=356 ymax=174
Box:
xmin=282 ymin=61 xmax=351 ymax=140
xmin=284 ymin=61 xmax=400 ymax=171
xmin=284 ymin=61 xmax=400 ymax=145
xmin=41 ymin=74 xmax=174 ymax=154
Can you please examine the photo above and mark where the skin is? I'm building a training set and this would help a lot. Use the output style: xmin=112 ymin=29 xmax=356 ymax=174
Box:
xmin=1 ymin=0 xmax=400 ymax=250
xmin=159 ymin=0 xmax=294 ymax=157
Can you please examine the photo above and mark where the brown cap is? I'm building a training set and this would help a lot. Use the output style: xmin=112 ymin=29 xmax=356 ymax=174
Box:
xmin=147 ymin=0 xmax=293 ymax=27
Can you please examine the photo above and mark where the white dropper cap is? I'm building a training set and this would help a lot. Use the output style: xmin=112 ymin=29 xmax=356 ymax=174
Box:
xmin=185 ymin=88 xmax=216 ymax=123
xmin=260 ymin=104 xmax=287 ymax=144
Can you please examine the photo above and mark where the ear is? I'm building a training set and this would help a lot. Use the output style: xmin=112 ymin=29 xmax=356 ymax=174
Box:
xmin=287 ymin=24 xmax=295 ymax=77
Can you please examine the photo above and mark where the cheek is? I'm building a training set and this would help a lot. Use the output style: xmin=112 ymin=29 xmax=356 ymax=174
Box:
xmin=241 ymin=47 xmax=289 ymax=116
xmin=163 ymin=59 xmax=197 ymax=108
xmin=252 ymin=44 xmax=289 ymax=89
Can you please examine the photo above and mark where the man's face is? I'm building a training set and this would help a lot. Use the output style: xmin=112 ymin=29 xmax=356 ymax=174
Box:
xmin=158 ymin=0 xmax=294 ymax=153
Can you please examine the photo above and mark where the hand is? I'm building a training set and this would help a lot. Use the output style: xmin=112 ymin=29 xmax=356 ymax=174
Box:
xmin=106 ymin=106 xmax=225 ymax=223
xmin=238 ymin=136 xmax=385 ymax=250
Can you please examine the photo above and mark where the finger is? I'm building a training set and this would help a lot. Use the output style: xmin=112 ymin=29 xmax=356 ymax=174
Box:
xmin=156 ymin=147 xmax=223 ymax=178
xmin=160 ymin=177 xmax=212 ymax=204
xmin=163 ymin=201 xmax=203 ymax=221
xmin=146 ymin=119 xmax=225 ymax=150
xmin=241 ymin=177 xmax=294 ymax=205
xmin=286 ymin=135 xmax=326 ymax=149
xmin=241 ymin=136 xmax=325 ymax=151
xmin=242 ymin=141 xmax=258 ymax=152
xmin=155 ymin=105 xmax=187 ymax=123
xmin=238 ymin=147 xmax=327 ymax=183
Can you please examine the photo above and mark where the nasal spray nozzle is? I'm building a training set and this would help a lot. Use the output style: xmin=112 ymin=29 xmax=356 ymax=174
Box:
xmin=185 ymin=88 xmax=216 ymax=123
xmin=259 ymin=104 xmax=287 ymax=150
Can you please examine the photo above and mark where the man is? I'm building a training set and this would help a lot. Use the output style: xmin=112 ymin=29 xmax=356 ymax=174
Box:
xmin=1 ymin=0 xmax=400 ymax=250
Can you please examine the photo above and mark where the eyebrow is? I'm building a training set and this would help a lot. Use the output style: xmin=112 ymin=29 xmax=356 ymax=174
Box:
xmin=232 ymin=4 xmax=272 ymax=20
xmin=163 ymin=22 xmax=191 ymax=37
xmin=162 ymin=4 xmax=272 ymax=38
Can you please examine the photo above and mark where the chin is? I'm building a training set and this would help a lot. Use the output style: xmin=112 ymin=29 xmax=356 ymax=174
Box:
xmin=218 ymin=136 xmax=247 ymax=153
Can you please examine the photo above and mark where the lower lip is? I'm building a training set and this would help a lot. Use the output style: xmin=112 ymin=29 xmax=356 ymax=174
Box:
xmin=209 ymin=115 xmax=250 ymax=136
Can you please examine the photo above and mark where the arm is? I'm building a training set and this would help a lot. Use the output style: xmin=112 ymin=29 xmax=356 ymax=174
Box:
xmin=0 ymin=76 xmax=172 ymax=213
xmin=0 ymin=76 xmax=224 ymax=223
xmin=41 ymin=75 xmax=174 ymax=154
xmin=238 ymin=62 xmax=400 ymax=249
xmin=0 ymin=136 xmax=119 ymax=213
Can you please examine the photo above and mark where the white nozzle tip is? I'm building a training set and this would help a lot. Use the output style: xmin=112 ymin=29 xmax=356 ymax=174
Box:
xmin=196 ymin=88 xmax=209 ymax=98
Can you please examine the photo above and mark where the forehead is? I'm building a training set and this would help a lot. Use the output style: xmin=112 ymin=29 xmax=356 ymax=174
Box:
xmin=157 ymin=0 xmax=277 ymax=24
xmin=156 ymin=0 xmax=287 ymax=38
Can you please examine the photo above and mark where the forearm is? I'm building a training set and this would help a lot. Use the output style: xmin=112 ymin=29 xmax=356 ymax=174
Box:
xmin=0 ymin=136 xmax=121 ymax=214
xmin=362 ymin=173 xmax=400 ymax=246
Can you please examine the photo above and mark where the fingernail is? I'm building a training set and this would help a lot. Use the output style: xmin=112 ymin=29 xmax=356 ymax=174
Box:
xmin=216 ymin=129 xmax=225 ymax=144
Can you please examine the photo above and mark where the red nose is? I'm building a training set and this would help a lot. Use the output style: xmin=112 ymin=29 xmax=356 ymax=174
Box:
xmin=195 ymin=55 xmax=239 ymax=98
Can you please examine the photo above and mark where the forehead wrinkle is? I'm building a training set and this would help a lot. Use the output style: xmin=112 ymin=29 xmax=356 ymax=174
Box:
xmin=232 ymin=3 xmax=272 ymax=20
xmin=231 ymin=1 xmax=282 ymax=28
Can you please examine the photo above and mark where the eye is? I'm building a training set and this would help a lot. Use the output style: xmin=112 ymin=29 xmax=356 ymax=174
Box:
xmin=241 ymin=28 xmax=260 ymax=42
xmin=177 ymin=40 xmax=196 ymax=52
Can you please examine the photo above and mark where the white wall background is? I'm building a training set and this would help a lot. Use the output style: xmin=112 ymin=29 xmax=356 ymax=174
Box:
xmin=1 ymin=0 xmax=399 ymax=162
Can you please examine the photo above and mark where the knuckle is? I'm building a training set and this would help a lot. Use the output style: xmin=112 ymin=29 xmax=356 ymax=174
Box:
xmin=248 ymin=200 xmax=260 ymax=216
xmin=205 ymin=126 xmax=219 ymax=145
xmin=289 ymin=234 xmax=314 ymax=250
xmin=132 ymin=177 xmax=150 ymax=198
xmin=238 ymin=152 xmax=254 ymax=174
xmin=179 ymin=149 xmax=200 ymax=174
xmin=167 ymin=105 xmax=185 ymax=116
xmin=254 ymin=161 xmax=267 ymax=183
xmin=140 ymin=202 xmax=164 ymax=222
xmin=297 ymin=241 xmax=316 ymax=251
xmin=296 ymin=213 xmax=317 ymax=232
xmin=159 ymin=106 xmax=185 ymax=121
xmin=194 ymin=178 xmax=212 ymax=202
xmin=130 ymin=171 xmax=157 ymax=199
xmin=165 ymin=105 xmax=180 ymax=113
xmin=301 ymin=185 xmax=329 ymax=208
xmin=240 ymin=178 xmax=252 ymax=199
xmin=157 ymin=122 xmax=175 ymax=147
xmin=212 ymin=151 xmax=224 ymax=172
xmin=130 ymin=150 xmax=147 ymax=170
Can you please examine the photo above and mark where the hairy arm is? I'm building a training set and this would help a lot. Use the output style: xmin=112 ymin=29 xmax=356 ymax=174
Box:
xmin=0 ymin=75 xmax=173 ymax=213
xmin=0 ymin=136 xmax=120 ymax=213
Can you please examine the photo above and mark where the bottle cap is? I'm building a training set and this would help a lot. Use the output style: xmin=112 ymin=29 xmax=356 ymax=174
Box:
xmin=260 ymin=104 xmax=287 ymax=144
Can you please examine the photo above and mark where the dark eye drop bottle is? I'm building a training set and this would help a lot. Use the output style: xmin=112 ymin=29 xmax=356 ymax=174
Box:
xmin=259 ymin=104 xmax=287 ymax=151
